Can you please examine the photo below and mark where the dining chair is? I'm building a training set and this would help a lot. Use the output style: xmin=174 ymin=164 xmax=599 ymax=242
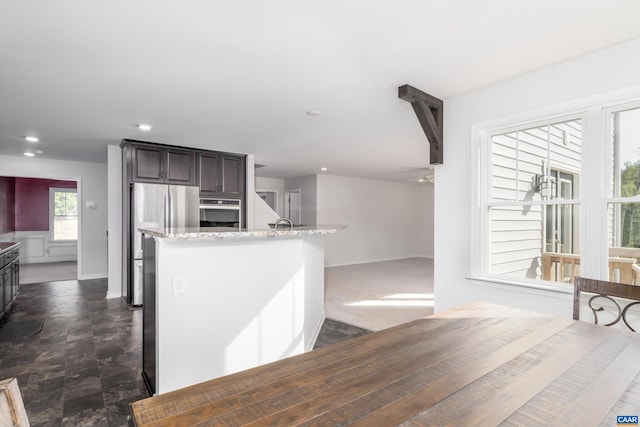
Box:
xmin=573 ymin=276 xmax=640 ymax=332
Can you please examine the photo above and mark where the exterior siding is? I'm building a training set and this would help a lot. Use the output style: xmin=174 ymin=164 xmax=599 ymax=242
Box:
xmin=489 ymin=119 xmax=582 ymax=281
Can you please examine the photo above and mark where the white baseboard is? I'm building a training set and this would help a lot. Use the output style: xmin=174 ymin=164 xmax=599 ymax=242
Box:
xmin=326 ymin=255 xmax=433 ymax=268
xmin=307 ymin=314 xmax=326 ymax=352
xmin=22 ymin=257 xmax=77 ymax=264
xmin=106 ymin=291 xmax=122 ymax=299
xmin=79 ymin=273 xmax=107 ymax=280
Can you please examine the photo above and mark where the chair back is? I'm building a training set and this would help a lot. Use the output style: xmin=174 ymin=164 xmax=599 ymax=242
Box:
xmin=573 ymin=276 xmax=640 ymax=332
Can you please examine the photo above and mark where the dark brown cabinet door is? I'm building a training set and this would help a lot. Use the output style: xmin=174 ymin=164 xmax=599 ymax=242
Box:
xmin=131 ymin=145 xmax=196 ymax=185
xmin=220 ymin=155 xmax=244 ymax=196
xmin=198 ymin=153 xmax=245 ymax=197
xmin=3 ymin=267 xmax=11 ymax=311
xmin=198 ymin=153 xmax=220 ymax=193
xmin=0 ymin=267 xmax=5 ymax=318
xmin=132 ymin=145 xmax=164 ymax=183
xmin=165 ymin=149 xmax=196 ymax=185
xmin=12 ymin=264 xmax=18 ymax=299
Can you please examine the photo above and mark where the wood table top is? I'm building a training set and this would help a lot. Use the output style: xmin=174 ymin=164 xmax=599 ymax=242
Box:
xmin=129 ymin=301 xmax=640 ymax=426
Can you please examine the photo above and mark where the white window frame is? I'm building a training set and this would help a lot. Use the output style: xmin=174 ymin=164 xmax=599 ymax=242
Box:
xmin=470 ymin=89 xmax=640 ymax=293
xmin=604 ymin=100 xmax=640 ymax=265
xmin=476 ymin=113 xmax=584 ymax=290
xmin=49 ymin=187 xmax=78 ymax=242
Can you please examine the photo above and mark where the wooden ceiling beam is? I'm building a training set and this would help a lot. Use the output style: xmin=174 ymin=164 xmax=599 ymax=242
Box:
xmin=398 ymin=84 xmax=444 ymax=164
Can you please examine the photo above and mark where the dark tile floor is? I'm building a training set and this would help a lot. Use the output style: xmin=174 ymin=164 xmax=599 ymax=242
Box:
xmin=0 ymin=279 xmax=371 ymax=426
xmin=0 ymin=279 xmax=146 ymax=426
xmin=313 ymin=317 xmax=371 ymax=349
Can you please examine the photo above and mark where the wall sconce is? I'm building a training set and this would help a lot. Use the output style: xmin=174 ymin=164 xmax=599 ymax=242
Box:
xmin=535 ymin=174 xmax=556 ymax=198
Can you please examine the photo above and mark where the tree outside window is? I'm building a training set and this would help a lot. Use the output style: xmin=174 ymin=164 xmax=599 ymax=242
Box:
xmin=620 ymin=160 xmax=640 ymax=247
xmin=608 ymin=106 xmax=640 ymax=284
xmin=51 ymin=188 xmax=78 ymax=241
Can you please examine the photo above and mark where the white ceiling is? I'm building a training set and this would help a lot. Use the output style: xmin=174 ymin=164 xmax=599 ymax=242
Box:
xmin=1 ymin=1 xmax=640 ymax=182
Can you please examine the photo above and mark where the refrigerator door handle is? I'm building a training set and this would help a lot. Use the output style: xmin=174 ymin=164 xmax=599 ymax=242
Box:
xmin=164 ymin=193 xmax=169 ymax=229
xmin=167 ymin=190 xmax=173 ymax=227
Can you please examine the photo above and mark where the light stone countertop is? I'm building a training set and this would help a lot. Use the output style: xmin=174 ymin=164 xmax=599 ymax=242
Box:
xmin=139 ymin=225 xmax=346 ymax=239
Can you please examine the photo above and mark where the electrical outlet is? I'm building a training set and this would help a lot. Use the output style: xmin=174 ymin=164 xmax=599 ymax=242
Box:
xmin=173 ymin=276 xmax=187 ymax=294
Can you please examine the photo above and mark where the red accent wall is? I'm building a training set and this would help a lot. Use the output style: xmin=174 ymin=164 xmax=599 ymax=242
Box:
xmin=0 ymin=177 xmax=16 ymax=234
xmin=14 ymin=178 xmax=77 ymax=231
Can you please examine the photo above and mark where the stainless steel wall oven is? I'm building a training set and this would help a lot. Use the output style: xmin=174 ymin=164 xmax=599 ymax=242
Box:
xmin=199 ymin=198 xmax=242 ymax=228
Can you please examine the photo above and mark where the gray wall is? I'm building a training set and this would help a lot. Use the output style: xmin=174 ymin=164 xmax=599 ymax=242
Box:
xmin=0 ymin=154 xmax=108 ymax=279
xmin=285 ymin=175 xmax=317 ymax=226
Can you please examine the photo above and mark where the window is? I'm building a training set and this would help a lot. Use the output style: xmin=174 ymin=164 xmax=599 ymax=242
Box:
xmin=476 ymin=97 xmax=640 ymax=290
xmin=607 ymin=105 xmax=640 ymax=284
xmin=50 ymin=188 xmax=78 ymax=241
xmin=485 ymin=117 xmax=582 ymax=285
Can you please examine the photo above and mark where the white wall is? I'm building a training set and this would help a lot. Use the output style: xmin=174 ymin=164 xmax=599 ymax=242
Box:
xmin=436 ymin=38 xmax=640 ymax=316
xmin=253 ymin=192 xmax=280 ymax=229
xmin=246 ymin=154 xmax=255 ymax=229
xmin=316 ymin=174 xmax=433 ymax=267
xmin=285 ymin=175 xmax=317 ymax=225
xmin=255 ymin=176 xmax=285 ymax=216
xmin=0 ymin=154 xmax=108 ymax=279
xmin=414 ymin=184 xmax=434 ymax=258
xmin=107 ymin=146 xmax=122 ymax=298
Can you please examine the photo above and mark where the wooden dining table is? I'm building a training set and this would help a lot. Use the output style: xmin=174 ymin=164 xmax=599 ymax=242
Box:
xmin=129 ymin=301 xmax=640 ymax=426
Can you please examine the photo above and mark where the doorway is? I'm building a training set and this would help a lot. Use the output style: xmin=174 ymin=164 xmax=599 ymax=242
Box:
xmin=0 ymin=175 xmax=80 ymax=284
xmin=284 ymin=189 xmax=301 ymax=224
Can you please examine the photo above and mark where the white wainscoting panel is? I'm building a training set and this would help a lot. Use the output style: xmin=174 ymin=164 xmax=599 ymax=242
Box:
xmin=14 ymin=231 xmax=78 ymax=264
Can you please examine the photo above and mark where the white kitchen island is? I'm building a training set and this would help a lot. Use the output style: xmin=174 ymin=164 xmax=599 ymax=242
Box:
xmin=138 ymin=225 xmax=344 ymax=395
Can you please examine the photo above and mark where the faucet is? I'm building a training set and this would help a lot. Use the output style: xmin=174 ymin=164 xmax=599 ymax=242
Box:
xmin=273 ymin=217 xmax=293 ymax=230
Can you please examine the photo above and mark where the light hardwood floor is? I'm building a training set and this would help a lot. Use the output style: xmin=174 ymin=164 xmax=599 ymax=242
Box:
xmin=324 ymin=257 xmax=434 ymax=331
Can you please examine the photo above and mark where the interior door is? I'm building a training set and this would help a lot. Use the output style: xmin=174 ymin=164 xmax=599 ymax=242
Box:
xmin=285 ymin=190 xmax=302 ymax=225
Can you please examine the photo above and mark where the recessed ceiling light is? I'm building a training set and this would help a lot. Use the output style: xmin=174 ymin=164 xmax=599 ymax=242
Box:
xmin=25 ymin=136 xmax=39 ymax=142
xmin=306 ymin=110 xmax=321 ymax=116
xmin=24 ymin=152 xmax=35 ymax=157
xmin=320 ymin=167 xmax=328 ymax=171
xmin=418 ymin=178 xmax=425 ymax=183
xmin=137 ymin=123 xmax=152 ymax=131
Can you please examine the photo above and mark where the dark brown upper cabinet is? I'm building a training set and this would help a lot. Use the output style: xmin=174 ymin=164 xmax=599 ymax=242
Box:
xmin=198 ymin=152 xmax=246 ymax=198
xmin=131 ymin=144 xmax=196 ymax=186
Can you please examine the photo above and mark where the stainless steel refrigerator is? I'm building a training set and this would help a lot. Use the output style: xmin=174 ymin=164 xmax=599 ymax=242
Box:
xmin=131 ymin=183 xmax=199 ymax=305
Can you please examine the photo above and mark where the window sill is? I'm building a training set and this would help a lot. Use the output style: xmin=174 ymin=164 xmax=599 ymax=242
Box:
xmin=466 ymin=275 xmax=574 ymax=295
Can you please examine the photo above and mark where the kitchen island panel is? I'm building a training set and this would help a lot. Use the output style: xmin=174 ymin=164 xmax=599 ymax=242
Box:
xmin=154 ymin=235 xmax=325 ymax=394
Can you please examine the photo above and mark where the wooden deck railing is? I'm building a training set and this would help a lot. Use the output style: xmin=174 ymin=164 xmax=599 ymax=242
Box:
xmin=541 ymin=250 xmax=640 ymax=285
xmin=541 ymin=253 xmax=580 ymax=284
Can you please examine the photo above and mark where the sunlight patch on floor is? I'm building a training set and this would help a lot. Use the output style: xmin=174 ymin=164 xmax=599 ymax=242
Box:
xmin=344 ymin=294 xmax=434 ymax=307
xmin=381 ymin=293 xmax=434 ymax=299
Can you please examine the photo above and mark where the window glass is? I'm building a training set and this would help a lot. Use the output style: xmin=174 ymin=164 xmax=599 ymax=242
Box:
xmin=490 ymin=120 xmax=581 ymax=203
xmin=488 ymin=118 xmax=581 ymax=284
xmin=608 ymin=107 xmax=640 ymax=284
xmin=608 ymin=202 xmax=640 ymax=285
xmin=612 ymin=108 xmax=640 ymax=198
xmin=52 ymin=189 xmax=78 ymax=241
